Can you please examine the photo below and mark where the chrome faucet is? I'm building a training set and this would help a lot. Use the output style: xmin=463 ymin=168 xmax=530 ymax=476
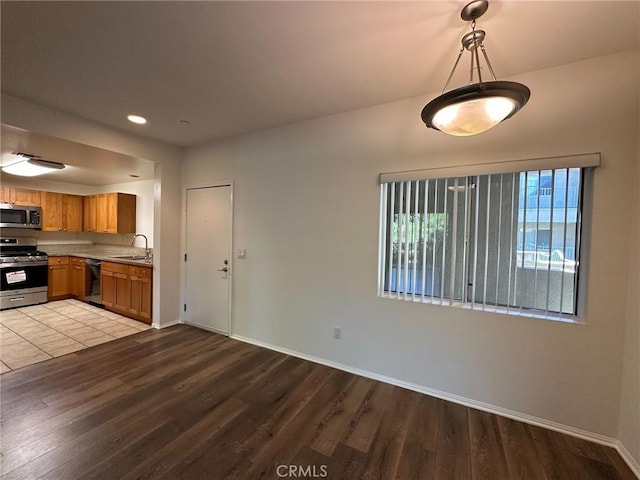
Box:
xmin=131 ymin=234 xmax=151 ymax=259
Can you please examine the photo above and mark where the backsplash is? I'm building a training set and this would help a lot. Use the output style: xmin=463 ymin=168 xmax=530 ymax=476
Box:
xmin=1 ymin=230 xmax=150 ymax=248
xmin=38 ymin=243 xmax=152 ymax=258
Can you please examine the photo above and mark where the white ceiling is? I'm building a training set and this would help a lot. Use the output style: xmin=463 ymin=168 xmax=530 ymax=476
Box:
xmin=1 ymin=1 xmax=639 ymax=149
xmin=0 ymin=125 xmax=154 ymax=185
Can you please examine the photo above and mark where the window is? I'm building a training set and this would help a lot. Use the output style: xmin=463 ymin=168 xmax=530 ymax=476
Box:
xmin=378 ymin=159 xmax=595 ymax=321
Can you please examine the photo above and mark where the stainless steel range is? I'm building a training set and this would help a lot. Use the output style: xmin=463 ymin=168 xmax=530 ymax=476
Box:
xmin=0 ymin=237 xmax=48 ymax=310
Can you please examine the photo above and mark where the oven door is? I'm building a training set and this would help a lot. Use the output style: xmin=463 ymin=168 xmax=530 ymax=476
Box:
xmin=0 ymin=263 xmax=48 ymax=294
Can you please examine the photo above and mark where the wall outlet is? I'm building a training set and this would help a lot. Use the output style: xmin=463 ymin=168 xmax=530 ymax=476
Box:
xmin=333 ymin=327 xmax=341 ymax=340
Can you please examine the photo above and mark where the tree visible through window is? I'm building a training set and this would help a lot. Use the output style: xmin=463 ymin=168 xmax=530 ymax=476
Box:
xmin=379 ymin=168 xmax=584 ymax=318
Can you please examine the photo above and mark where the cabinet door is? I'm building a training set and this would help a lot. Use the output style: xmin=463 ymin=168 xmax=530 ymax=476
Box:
xmin=41 ymin=192 xmax=64 ymax=231
xmin=96 ymin=194 xmax=109 ymax=233
xmin=113 ymin=273 xmax=130 ymax=313
xmin=63 ymin=195 xmax=83 ymax=232
xmin=129 ymin=276 xmax=151 ymax=319
xmin=101 ymin=270 xmax=115 ymax=307
xmin=116 ymin=193 xmax=137 ymax=234
xmin=69 ymin=265 xmax=81 ymax=297
xmin=11 ymin=188 xmax=41 ymax=206
xmin=130 ymin=275 xmax=141 ymax=316
xmin=48 ymin=264 xmax=69 ymax=299
xmin=69 ymin=261 xmax=89 ymax=298
xmin=104 ymin=193 xmax=118 ymax=233
xmin=129 ymin=267 xmax=152 ymax=323
xmin=138 ymin=277 xmax=152 ymax=322
xmin=83 ymin=195 xmax=97 ymax=232
xmin=0 ymin=186 xmax=9 ymax=204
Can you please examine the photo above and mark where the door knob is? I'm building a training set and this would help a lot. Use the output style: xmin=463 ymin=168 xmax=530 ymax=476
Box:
xmin=217 ymin=267 xmax=228 ymax=272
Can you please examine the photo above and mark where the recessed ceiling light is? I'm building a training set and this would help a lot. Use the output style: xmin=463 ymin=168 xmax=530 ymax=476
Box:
xmin=127 ymin=114 xmax=147 ymax=125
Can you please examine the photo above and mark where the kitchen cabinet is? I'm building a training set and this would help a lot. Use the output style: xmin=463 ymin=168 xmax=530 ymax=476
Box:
xmin=83 ymin=195 xmax=97 ymax=232
xmin=41 ymin=192 xmax=83 ymax=232
xmin=129 ymin=265 xmax=152 ymax=322
xmin=101 ymin=261 xmax=127 ymax=309
xmin=48 ymin=256 xmax=70 ymax=300
xmin=95 ymin=193 xmax=136 ymax=234
xmin=0 ymin=187 xmax=41 ymax=206
xmin=101 ymin=261 xmax=151 ymax=323
xmin=69 ymin=257 xmax=90 ymax=299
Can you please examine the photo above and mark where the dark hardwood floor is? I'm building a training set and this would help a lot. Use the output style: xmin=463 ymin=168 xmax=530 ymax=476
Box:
xmin=0 ymin=325 xmax=636 ymax=480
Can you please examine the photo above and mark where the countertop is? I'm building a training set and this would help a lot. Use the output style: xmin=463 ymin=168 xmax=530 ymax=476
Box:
xmin=48 ymin=252 xmax=153 ymax=267
xmin=40 ymin=244 xmax=153 ymax=267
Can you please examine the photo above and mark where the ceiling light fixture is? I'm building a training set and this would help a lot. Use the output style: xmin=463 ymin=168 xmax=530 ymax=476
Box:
xmin=421 ymin=0 xmax=530 ymax=136
xmin=2 ymin=153 xmax=66 ymax=177
xmin=127 ymin=114 xmax=147 ymax=125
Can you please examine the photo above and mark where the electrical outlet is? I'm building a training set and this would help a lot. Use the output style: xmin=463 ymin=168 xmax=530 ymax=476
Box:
xmin=333 ymin=327 xmax=341 ymax=340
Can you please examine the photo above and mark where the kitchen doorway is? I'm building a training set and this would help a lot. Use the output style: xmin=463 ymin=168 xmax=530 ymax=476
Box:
xmin=184 ymin=185 xmax=232 ymax=335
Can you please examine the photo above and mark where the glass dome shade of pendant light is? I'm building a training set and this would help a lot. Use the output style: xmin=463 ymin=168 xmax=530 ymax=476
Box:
xmin=422 ymin=81 xmax=530 ymax=136
xmin=432 ymin=97 xmax=515 ymax=136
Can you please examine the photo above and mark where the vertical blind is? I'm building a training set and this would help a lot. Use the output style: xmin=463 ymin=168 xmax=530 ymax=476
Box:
xmin=378 ymin=164 xmax=593 ymax=319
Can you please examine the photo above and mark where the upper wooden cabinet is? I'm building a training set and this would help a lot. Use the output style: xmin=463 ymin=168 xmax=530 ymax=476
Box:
xmin=83 ymin=195 xmax=97 ymax=232
xmin=3 ymin=187 xmax=136 ymax=235
xmin=0 ymin=187 xmax=41 ymax=206
xmin=41 ymin=192 xmax=83 ymax=232
xmin=95 ymin=193 xmax=136 ymax=234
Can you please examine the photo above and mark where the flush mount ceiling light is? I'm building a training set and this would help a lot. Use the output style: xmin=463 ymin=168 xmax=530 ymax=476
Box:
xmin=1 ymin=153 xmax=66 ymax=177
xmin=421 ymin=0 xmax=530 ymax=136
xmin=127 ymin=114 xmax=147 ymax=125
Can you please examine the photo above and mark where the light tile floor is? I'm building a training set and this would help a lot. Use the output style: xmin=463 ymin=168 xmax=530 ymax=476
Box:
xmin=0 ymin=299 xmax=151 ymax=373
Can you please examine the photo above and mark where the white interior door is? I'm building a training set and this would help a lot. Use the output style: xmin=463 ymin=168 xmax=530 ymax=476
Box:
xmin=185 ymin=185 xmax=232 ymax=334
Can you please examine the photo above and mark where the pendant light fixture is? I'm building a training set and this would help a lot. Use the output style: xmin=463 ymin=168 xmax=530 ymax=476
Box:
xmin=421 ymin=0 xmax=530 ymax=136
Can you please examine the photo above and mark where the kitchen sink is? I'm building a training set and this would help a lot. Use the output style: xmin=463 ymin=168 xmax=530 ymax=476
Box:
xmin=111 ymin=255 xmax=147 ymax=260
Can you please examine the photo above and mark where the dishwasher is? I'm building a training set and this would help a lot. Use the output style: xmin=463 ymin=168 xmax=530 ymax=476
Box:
xmin=85 ymin=259 xmax=103 ymax=307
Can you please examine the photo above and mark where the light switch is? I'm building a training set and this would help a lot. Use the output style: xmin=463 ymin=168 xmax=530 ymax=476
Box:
xmin=237 ymin=248 xmax=246 ymax=259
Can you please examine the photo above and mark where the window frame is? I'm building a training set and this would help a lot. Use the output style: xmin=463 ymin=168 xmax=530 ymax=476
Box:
xmin=377 ymin=154 xmax=598 ymax=323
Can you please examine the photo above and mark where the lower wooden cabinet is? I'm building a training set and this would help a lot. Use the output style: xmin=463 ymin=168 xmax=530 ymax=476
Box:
xmin=48 ymin=256 xmax=70 ymax=300
xmin=101 ymin=261 xmax=152 ymax=324
xmin=129 ymin=266 xmax=152 ymax=322
xmin=69 ymin=257 xmax=90 ymax=298
xmin=49 ymin=256 xmax=92 ymax=300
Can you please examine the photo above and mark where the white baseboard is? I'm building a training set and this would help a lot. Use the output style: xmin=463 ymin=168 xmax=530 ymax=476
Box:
xmin=152 ymin=318 xmax=182 ymax=329
xmin=614 ymin=440 xmax=640 ymax=478
xmin=231 ymin=333 xmax=639 ymax=479
xmin=184 ymin=320 xmax=227 ymax=336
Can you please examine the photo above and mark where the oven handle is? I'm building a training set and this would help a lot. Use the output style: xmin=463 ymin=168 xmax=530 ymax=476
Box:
xmin=9 ymin=297 xmax=25 ymax=302
xmin=0 ymin=261 xmax=48 ymax=268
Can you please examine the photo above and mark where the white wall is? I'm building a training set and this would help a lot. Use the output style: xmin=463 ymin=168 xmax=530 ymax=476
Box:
xmin=182 ymin=50 xmax=640 ymax=458
xmin=617 ymin=103 xmax=640 ymax=464
xmin=2 ymin=93 xmax=182 ymax=327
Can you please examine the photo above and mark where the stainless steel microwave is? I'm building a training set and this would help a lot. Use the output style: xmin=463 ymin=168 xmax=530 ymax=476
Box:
xmin=0 ymin=204 xmax=42 ymax=229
